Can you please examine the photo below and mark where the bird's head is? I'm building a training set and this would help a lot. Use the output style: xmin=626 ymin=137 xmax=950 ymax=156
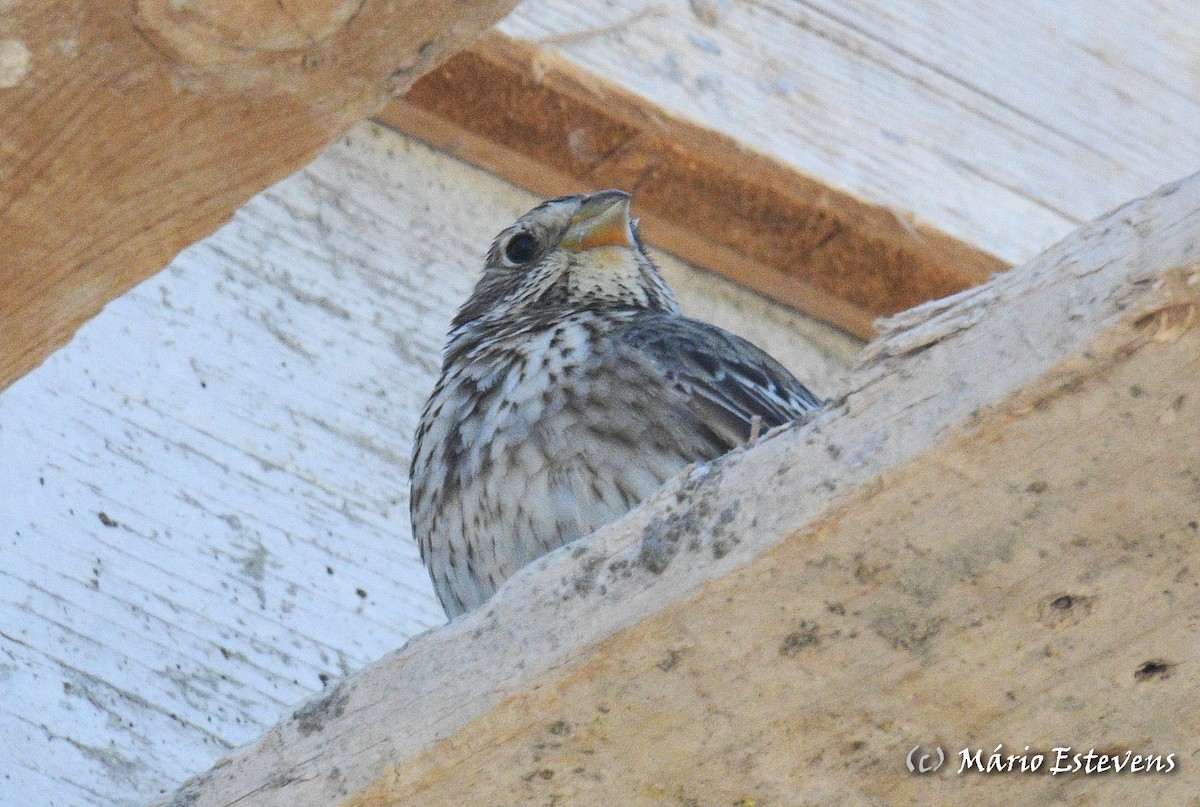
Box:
xmin=451 ymin=190 xmax=679 ymax=331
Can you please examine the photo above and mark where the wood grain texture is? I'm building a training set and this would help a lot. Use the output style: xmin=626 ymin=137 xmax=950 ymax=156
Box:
xmin=382 ymin=33 xmax=1004 ymax=338
xmin=150 ymin=168 xmax=1200 ymax=805
xmin=382 ymin=0 xmax=1200 ymax=333
xmin=0 ymin=123 xmax=856 ymax=807
xmin=0 ymin=0 xmax=520 ymax=392
xmin=495 ymin=0 xmax=1200 ymax=262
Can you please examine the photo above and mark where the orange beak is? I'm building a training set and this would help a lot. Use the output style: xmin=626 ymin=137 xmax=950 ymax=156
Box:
xmin=560 ymin=190 xmax=635 ymax=251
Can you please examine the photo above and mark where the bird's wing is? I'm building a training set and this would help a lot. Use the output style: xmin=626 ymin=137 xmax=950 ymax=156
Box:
xmin=617 ymin=313 xmax=821 ymax=450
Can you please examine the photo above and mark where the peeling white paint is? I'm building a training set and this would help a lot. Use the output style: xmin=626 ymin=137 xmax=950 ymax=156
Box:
xmin=0 ymin=39 xmax=31 ymax=88
xmin=0 ymin=122 xmax=854 ymax=806
xmin=498 ymin=0 xmax=1200 ymax=264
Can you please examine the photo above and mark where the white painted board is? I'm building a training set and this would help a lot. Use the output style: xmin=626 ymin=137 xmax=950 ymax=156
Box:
xmin=0 ymin=122 xmax=857 ymax=806
xmin=498 ymin=0 xmax=1200 ymax=264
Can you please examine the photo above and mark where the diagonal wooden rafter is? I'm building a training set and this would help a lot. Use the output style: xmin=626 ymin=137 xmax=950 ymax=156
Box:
xmin=154 ymin=172 xmax=1200 ymax=806
xmin=0 ymin=0 xmax=522 ymax=392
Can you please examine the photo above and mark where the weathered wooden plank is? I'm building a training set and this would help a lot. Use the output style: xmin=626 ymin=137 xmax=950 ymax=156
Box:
xmin=149 ymin=170 xmax=1200 ymax=803
xmin=0 ymin=0 xmax=521 ymax=392
xmin=0 ymin=123 xmax=855 ymax=807
xmin=382 ymin=0 xmax=1200 ymax=333
xmin=381 ymin=33 xmax=1004 ymax=338
xmin=496 ymin=0 xmax=1200 ymax=262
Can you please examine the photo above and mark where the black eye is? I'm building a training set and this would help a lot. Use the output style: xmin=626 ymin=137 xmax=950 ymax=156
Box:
xmin=504 ymin=232 xmax=538 ymax=264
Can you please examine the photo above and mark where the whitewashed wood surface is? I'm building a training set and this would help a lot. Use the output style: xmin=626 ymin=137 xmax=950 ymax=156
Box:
xmin=0 ymin=122 xmax=857 ymax=806
xmin=150 ymin=157 xmax=1200 ymax=807
xmin=498 ymin=0 xmax=1200 ymax=265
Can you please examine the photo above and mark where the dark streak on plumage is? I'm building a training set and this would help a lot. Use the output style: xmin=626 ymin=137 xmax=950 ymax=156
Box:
xmin=411 ymin=190 xmax=821 ymax=617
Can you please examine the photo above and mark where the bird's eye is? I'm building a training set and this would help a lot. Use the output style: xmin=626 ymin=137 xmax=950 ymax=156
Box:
xmin=504 ymin=232 xmax=538 ymax=264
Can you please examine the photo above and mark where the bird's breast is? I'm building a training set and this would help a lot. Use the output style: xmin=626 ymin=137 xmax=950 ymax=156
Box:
xmin=410 ymin=315 xmax=721 ymax=613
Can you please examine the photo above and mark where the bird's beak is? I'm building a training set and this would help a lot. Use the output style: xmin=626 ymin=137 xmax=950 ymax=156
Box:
xmin=560 ymin=190 xmax=635 ymax=252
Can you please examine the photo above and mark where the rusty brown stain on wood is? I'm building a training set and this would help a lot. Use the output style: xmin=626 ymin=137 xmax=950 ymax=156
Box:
xmin=343 ymin=306 xmax=1200 ymax=806
xmin=0 ymin=0 xmax=520 ymax=392
xmin=379 ymin=33 xmax=1007 ymax=339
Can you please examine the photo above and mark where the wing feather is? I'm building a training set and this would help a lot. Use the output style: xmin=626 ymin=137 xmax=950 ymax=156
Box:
xmin=617 ymin=314 xmax=820 ymax=450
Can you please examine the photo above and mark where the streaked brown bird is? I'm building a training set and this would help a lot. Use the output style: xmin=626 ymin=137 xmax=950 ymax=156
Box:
xmin=410 ymin=190 xmax=820 ymax=617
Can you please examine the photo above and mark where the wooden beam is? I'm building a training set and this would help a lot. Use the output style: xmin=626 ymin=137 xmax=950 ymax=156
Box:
xmin=381 ymin=0 xmax=1200 ymax=338
xmin=0 ymin=0 xmax=520 ymax=391
xmin=508 ymin=0 xmax=1200 ymax=264
xmin=380 ymin=33 xmax=1006 ymax=339
xmin=154 ymin=172 xmax=1200 ymax=805
xmin=0 ymin=126 xmax=856 ymax=805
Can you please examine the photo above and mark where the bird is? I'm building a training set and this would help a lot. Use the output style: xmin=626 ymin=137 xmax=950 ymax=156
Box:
xmin=410 ymin=190 xmax=820 ymax=617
